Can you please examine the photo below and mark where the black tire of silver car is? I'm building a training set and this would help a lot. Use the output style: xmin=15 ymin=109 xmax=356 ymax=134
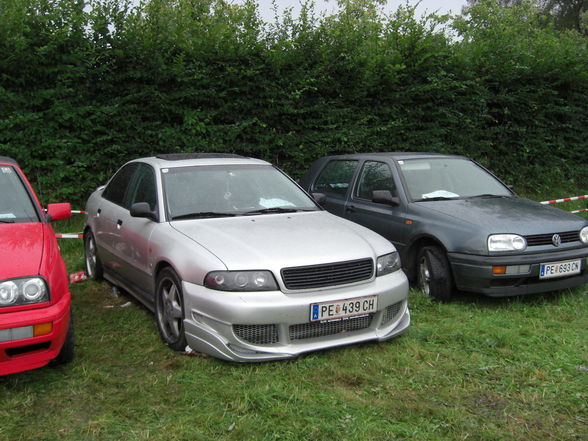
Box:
xmin=155 ymin=268 xmax=187 ymax=351
xmin=52 ymin=314 xmax=74 ymax=365
xmin=417 ymin=246 xmax=453 ymax=302
xmin=84 ymin=231 xmax=103 ymax=280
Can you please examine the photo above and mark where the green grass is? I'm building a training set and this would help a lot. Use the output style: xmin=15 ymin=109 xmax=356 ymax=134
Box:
xmin=1 ymin=201 xmax=587 ymax=441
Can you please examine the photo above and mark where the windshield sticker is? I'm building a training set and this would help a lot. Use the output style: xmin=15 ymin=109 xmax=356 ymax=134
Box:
xmin=0 ymin=213 xmax=16 ymax=219
xmin=162 ymin=168 xmax=169 ymax=173
xmin=259 ymin=198 xmax=296 ymax=208
xmin=397 ymin=161 xmax=404 ymax=165
xmin=1 ymin=167 xmax=12 ymax=174
xmin=400 ymin=162 xmax=431 ymax=171
xmin=422 ymin=190 xmax=459 ymax=199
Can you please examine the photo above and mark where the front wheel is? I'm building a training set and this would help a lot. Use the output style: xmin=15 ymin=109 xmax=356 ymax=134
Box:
xmin=84 ymin=231 xmax=103 ymax=280
xmin=52 ymin=315 xmax=74 ymax=365
xmin=417 ymin=246 xmax=453 ymax=302
xmin=155 ymin=268 xmax=187 ymax=351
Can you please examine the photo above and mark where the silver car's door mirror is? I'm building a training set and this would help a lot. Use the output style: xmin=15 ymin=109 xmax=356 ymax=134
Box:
xmin=372 ymin=190 xmax=400 ymax=206
xmin=130 ymin=202 xmax=157 ymax=221
xmin=312 ymin=192 xmax=327 ymax=206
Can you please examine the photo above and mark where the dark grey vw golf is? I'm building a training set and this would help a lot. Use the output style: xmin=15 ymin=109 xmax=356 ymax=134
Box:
xmin=301 ymin=152 xmax=588 ymax=300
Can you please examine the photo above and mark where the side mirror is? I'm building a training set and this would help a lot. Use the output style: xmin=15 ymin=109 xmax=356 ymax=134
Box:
xmin=312 ymin=192 xmax=327 ymax=206
xmin=372 ymin=190 xmax=400 ymax=206
xmin=46 ymin=203 xmax=72 ymax=222
xmin=130 ymin=202 xmax=157 ymax=221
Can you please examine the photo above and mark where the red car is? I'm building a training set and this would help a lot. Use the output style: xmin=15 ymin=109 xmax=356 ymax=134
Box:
xmin=0 ymin=156 xmax=73 ymax=375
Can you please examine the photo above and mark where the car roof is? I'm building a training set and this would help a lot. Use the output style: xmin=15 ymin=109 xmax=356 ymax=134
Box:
xmin=318 ymin=152 xmax=466 ymax=161
xmin=129 ymin=153 xmax=272 ymax=169
xmin=0 ymin=156 xmax=18 ymax=166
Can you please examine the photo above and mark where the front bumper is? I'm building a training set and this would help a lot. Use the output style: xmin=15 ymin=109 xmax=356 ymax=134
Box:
xmin=182 ymin=270 xmax=410 ymax=362
xmin=0 ymin=292 xmax=71 ymax=376
xmin=449 ymin=248 xmax=588 ymax=297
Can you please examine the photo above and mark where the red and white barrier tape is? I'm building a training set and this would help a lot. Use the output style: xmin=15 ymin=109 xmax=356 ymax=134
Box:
xmin=44 ymin=209 xmax=85 ymax=214
xmin=55 ymin=233 xmax=83 ymax=239
xmin=540 ymin=195 xmax=587 ymax=205
xmin=55 ymin=209 xmax=85 ymax=238
xmin=570 ymin=209 xmax=588 ymax=214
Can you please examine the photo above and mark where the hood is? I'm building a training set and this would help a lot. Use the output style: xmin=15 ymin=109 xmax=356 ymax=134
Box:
xmin=418 ymin=196 xmax=587 ymax=235
xmin=0 ymin=223 xmax=44 ymax=279
xmin=170 ymin=211 xmax=388 ymax=270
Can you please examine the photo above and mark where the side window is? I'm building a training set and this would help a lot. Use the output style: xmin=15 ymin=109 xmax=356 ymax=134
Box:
xmin=355 ymin=161 xmax=397 ymax=200
xmin=126 ymin=164 xmax=157 ymax=211
xmin=312 ymin=160 xmax=358 ymax=196
xmin=102 ymin=163 xmax=139 ymax=207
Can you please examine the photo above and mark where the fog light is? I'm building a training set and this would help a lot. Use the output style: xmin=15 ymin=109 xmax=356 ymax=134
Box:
xmin=506 ymin=265 xmax=531 ymax=275
xmin=33 ymin=322 xmax=53 ymax=337
xmin=492 ymin=266 xmax=507 ymax=275
xmin=0 ymin=326 xmax=34 ymax=342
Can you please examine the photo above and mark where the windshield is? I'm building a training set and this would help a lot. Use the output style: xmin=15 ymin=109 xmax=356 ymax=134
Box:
xmin=162 ymin=164 xmax=318 ymax=219
xmin=0 ymin=166 xmax=39 ymax=223
xmin=398 ymin=158 xmax=511 ymax=201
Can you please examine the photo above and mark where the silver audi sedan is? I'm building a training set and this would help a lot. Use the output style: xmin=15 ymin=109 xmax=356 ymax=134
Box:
xmin=84 ymin=153 xmax=410 ymax=361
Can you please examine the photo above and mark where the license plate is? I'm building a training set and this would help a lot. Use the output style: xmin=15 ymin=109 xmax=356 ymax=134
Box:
xmin=539 ymin=259 xmax=581 ymax=279
xmin=310 ymin=296 xmax=377 ymax=322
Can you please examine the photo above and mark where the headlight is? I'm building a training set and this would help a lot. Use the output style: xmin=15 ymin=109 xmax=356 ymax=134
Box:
xmin=488 ymin=234 xmax=527 ymax=252
xmin=580 ymin=226 xmax=588 ymax=244
xmin=0 ymin=277 xmax=49 ymax=307
xmin=204 ymin=271 xmax=278 ymax=291
xmin=376 ymin=252 xmax=401 ymax=276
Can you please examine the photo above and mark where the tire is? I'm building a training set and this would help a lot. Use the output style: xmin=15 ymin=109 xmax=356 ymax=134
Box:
xmin=84 ymin=230 xmax=103 ymax=281
xmin=53 ymin=315 xmax=74 ymax=365
xmin=417 ymin=246 xmax=453 ymax=302
xmin=155 ymin=268 xmax=187 ymax=351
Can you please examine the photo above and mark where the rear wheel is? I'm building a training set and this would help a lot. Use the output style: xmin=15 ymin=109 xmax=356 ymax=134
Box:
xmin=155 ymin=268 xmax=187 ymax=351
xmin=84 ymin=231 xmax=103 ymax=280
xmin=417 ymin=246 xmax=453 ymax=302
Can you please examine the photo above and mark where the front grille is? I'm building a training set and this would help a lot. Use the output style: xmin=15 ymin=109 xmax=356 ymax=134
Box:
xmin=381 ymin=302 xmax=403 ymax=326
xmin=233 ymin=324 xmax=278 ymax=345
xmin=289 ymin=314 xmax=373 ymax=341
xmin=525 ymin=231 xmax=579 ymax=246
xmin=281 ymin=258 xmax=374 ymax=290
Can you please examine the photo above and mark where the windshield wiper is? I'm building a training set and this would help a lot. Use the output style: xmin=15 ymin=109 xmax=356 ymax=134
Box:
xmin=243 ymin=207 xmax=311 ymax=215
xmin=467 ymin=194 xmax=509 ymax=199
xmin=0 ymin=219 xmax=15 ymax=223
xmin=171 ymin=212 xmax=237 ymax=220
xmin=414 ymin=196 xmax=457 ymax=202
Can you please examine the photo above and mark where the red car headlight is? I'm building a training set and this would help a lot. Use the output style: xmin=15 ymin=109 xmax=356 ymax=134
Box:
xmin=0 ymin=277 xmax=49 ymax=307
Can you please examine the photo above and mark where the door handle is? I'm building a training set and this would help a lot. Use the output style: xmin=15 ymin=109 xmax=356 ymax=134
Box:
xmin=117 ymin=219 xmax=123 ymax=229
xmin=345 ymin=205 xmax=356 ymax=213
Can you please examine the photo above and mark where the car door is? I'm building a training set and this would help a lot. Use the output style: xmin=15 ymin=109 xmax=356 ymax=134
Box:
xmin=345 ymin=160 xmax=409 ymax=254
xmin=115 ymin=163 xmax=159 ymax=296
xmin=93 ymin=162 xmax=139 ymax=274
xmin=309 ymin=159 xmax=360 ymax=217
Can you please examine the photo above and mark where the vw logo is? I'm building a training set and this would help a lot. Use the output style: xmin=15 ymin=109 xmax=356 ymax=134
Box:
xmin=552 ymin=234 xmax=561 ymax=247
